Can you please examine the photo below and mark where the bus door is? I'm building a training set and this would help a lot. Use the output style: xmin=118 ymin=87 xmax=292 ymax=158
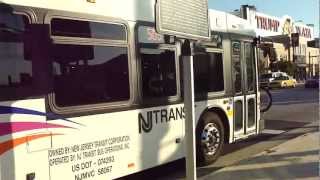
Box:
xmin=243 ymin=42 xmax=257 ymax=135
xmin=232 ymin=41 xmax=257 ymax=140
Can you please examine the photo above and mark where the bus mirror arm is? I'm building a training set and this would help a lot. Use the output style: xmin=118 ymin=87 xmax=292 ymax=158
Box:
xmin=181 ymin=39 xmax=194 ymax=57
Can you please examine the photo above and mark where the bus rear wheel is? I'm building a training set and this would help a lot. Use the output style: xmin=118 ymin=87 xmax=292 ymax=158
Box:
xmin=196 ymin=112 xmax=225 ymax=166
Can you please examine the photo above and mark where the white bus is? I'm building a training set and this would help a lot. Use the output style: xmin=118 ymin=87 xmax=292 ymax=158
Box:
xmin=0 ymin=1 xmax=263 ymax=179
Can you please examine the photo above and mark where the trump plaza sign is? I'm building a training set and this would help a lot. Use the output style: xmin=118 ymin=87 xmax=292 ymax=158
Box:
xmin=254 ymin=12 xmax=313 ymax=39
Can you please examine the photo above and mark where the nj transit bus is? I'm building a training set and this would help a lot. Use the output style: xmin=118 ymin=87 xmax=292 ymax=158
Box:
xmin=0 ymin=1 xmax=262 ymax=179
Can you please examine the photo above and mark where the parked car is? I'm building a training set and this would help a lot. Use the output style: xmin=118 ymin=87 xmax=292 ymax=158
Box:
xmin=305 ymin=76 xmax=319 ymax=88
xmin=259 ymin=72 xmax=288 ymax=88
xmin=269 ymin=75 xmax=296 ymax=88
xmin=259 ymin=73 xmax=273 ymax=88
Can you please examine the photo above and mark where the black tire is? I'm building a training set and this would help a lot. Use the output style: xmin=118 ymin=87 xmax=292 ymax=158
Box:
xmin=260 ymin=87 xmax=272 ymax=113
xmin=196 ymin=112 xmax=224 ymax=166
xmin=283 ymin=82 xmax=287 ymax=88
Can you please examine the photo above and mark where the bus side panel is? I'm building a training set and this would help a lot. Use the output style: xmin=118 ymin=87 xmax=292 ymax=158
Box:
xmin=48 ymin=104 xmax=184 ymax=180
xmin=194 ymin=98 xmax=234 ymax=143
xmin=0 ymin=99 xmax=50 ymax=180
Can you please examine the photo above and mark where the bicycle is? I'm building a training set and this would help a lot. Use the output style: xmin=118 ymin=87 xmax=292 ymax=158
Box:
xmin=259 ymin=86 xmax=272 ymax=113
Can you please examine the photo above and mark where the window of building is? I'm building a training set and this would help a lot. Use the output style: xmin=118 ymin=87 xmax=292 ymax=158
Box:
xmin=140 ymin=48 xmax=177 ymax=98
xmin=50 ymin=18 xmax=129 ymax=107
xmin=193 ymin=52 xmax=224 ymax=93
xmin=0 ymin=13 xmax=34 ymax=101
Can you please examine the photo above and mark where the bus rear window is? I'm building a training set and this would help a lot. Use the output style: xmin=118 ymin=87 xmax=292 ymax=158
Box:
xmin=0 ymin=13 xmax=34 ymax=101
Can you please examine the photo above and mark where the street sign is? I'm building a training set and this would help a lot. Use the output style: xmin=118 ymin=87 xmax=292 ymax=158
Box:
xmin=155 ymin=0 xmax=210 ymax=40
xmin=155 ymin=1 xmax=210 ymax=180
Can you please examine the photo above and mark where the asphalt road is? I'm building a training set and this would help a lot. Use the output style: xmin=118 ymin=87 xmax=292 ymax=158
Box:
xmin=265 ymin=85 xmax=319 ymax=125
xmin=118 ymin=85 xmax=319 ymax=180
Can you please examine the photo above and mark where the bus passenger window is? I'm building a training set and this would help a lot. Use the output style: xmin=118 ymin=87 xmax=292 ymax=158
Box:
xmin=51 ymin=18 xmax=126 ymax=40
xmin=245 ymin=42 xmax=256 ymax=92
xmin=193 ymin=52 xmax=224 ymax=94
xmin=0 ymin=13 xmax=33 ymax=101
xmin=52 ymin=45 xmax=130 ymax=107
xmin=140 ymin=49 xmax=177 ymax=98
xmin=232 ymin=41 xmax=242 ymax=94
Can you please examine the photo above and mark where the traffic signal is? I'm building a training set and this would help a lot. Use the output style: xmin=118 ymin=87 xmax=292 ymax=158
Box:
xmin=291 ymin=33 xmax=299 ymax=47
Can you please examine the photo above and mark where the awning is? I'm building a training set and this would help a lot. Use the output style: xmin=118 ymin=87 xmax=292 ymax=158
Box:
xmin=260 ymin=34 xmax=291 ymax=48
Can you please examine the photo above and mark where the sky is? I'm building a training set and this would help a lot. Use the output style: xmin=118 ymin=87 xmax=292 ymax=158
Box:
xmin=208 ymin=0 xmax=319 ymax=38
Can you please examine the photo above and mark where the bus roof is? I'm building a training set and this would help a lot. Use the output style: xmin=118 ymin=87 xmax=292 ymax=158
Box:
xmin=0 ymin=0 xmax=156 ymax=22
xmin=1 ymin=0 xmax=256 ymax=37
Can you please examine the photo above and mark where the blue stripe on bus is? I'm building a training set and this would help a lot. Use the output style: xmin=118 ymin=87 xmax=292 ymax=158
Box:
xmin=0 ymin=106 xmax=83 ymax=126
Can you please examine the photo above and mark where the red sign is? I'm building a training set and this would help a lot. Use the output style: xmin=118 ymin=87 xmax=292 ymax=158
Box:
xmin=147 ymin=27 xmax=163 ymax=41
xmin=295 ymin=26 xmax=312 ymax=38
xmin=255 ymin=16 xmax=280 ymax=32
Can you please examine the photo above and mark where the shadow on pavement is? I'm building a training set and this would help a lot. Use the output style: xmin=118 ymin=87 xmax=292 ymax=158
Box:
xmin=272 ymin=99 xmax=319 ymax=106
xmin=265 ymin=120 xmax=308 ymax=130
xmin=119 ymin=121 xmax=318 ymax=180
xmin=203 ymin=162 xmax=318 ymax=180
xmin=221 ymin=133 xmax=276 ymax=155
xmin=233 ymin=150 xmax=319 ymax=165
xmin=202 ymin=149 xmax=318 ymax=180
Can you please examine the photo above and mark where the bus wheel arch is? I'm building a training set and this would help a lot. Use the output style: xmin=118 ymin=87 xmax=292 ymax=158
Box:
xmin=207 ymin=108 xmax=230 ymax=143
xmin=196 ymin=107 xmax=229 ymax=166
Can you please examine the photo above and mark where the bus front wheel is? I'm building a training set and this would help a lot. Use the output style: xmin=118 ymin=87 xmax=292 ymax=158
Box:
xmin=196 ymin=112 xmax=225 ymax=166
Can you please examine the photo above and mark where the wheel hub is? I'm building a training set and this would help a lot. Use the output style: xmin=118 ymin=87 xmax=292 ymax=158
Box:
xmin=201 ymin=123 xmax=220 ymax=156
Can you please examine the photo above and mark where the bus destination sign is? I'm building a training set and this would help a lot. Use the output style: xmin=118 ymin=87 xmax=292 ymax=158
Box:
xmin=156 ymin=0 xmax=210 ymax=40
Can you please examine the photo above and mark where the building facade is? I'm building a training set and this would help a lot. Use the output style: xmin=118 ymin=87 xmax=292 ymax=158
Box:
xmin=238 ymin=5 xmax=319 ymax=79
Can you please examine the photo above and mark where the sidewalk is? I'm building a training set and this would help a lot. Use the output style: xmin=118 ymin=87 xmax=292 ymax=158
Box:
xmin=201 ymin=129 xmax=319 ymax=180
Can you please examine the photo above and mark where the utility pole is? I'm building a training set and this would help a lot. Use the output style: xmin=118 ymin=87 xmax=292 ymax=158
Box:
xmin=182 ymin=39 xmax=197 ymax=180
xmin=309 ymin=54 xmax=319 ymax=77
xmin=309 ymin=52 xmax=311 ymax=78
